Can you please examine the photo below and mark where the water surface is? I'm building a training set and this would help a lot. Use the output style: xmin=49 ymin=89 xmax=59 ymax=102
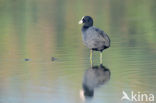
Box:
xmin=0 ymin=0 xmax=156 ymax=103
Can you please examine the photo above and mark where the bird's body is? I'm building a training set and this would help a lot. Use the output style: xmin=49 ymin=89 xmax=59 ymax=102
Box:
xmin=81 ymin=26 xmax=110 ymax=52
xmin=79 ymin=16 xmax=111 ymax=65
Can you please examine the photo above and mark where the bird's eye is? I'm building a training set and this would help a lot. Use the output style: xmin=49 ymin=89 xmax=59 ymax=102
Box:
xmin=83 ymin=19 xmax=86 ymax=22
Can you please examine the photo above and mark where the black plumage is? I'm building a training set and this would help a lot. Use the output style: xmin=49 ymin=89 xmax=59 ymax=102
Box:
xmin=79 ymin=16 xmax=111 ymax=64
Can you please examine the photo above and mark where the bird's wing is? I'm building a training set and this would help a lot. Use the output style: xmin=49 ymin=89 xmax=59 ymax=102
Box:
xmin=91 ymin=27 xmax=111 ymax=47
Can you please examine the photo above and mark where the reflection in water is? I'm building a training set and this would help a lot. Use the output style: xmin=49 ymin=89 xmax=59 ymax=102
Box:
xmin=0 ymin=0 xmax=156 ymax=103
xmin=80 ymin=64 xmax=110 ymax=99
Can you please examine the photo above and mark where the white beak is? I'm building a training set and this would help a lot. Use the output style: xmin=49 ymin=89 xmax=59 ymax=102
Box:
xmin=78 ymin=20 xmax=83 ymax=24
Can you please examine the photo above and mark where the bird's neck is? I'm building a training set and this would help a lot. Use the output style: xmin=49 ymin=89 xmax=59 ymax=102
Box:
xmin=82 ymin=25 xmax=92 ymax=32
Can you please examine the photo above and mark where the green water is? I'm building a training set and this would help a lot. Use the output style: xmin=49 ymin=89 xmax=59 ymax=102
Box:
xmin=0 ymin=0 xmax=156 ymax=103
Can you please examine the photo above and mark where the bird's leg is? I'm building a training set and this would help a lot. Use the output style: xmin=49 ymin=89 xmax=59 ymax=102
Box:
xmin=100 ymin=52 xmax=103 ymax=65
xmin=90 ymin=50 xmax=93 ymax=67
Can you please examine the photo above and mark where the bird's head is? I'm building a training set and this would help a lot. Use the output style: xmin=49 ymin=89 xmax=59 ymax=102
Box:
xmin=78 ymin=16 xmax=93 ymax=27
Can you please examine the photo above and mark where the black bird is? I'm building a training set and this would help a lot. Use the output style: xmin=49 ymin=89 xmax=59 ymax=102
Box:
xmin=79 ymin=16 xmax=111 ymax=65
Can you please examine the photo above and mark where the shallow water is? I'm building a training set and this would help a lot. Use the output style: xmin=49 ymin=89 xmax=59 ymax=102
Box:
xmin=0 ymin=0 xmax=156 ymax=103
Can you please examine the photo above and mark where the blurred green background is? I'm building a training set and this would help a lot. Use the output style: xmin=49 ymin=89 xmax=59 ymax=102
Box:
xmin=0 ymin=0 xmax=156 ymax=103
